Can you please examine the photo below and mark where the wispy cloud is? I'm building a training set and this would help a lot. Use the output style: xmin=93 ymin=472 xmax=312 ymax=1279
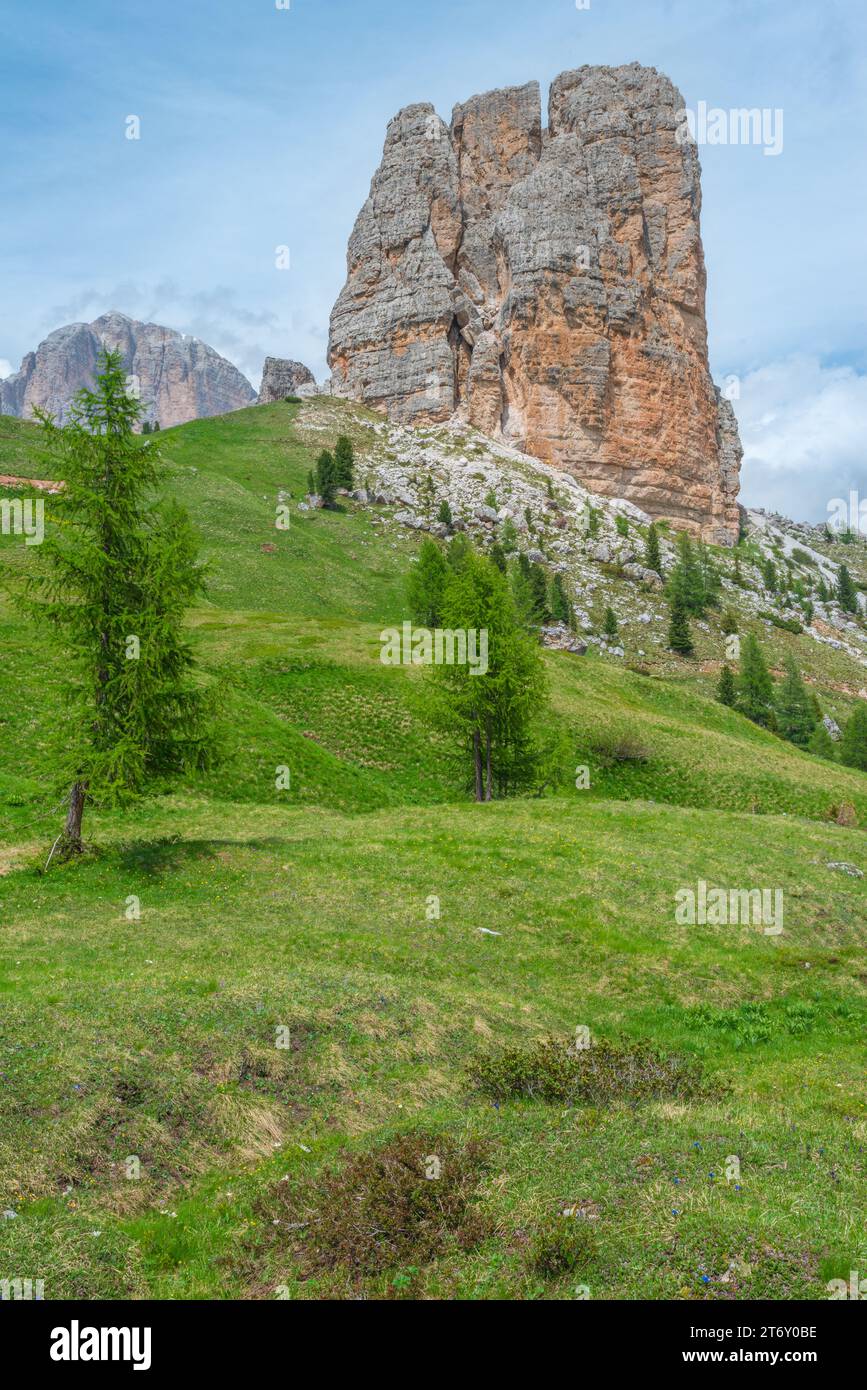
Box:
xmin=736 ymin=356 xmax=867 ymax=523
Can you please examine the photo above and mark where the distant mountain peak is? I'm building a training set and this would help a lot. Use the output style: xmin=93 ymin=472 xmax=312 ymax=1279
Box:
xmin=0 ymin=313 xmax=256 ymax=427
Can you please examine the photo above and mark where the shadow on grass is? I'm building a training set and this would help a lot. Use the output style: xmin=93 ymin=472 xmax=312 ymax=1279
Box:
xmin=116 ymin=836 xmax=287 ymax=877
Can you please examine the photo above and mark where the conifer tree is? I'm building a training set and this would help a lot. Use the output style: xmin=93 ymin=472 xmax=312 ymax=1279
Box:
xmin=333 ymin=434 xmax=355 ymax=490
xmin=840 ymin=703 xmax=867 ymax=770
xmin=434 ymin=551 xmax=547 ymax=800
xmin=437 ymin=497 xmax=453 ymax=529
xmin=603 ymin=606 xmax=619 ymax=642
xmin=775 ymin=657 xmax=816 ymax=746
xmin=836 ymin=563 xmax=858 ymax=614
xmin=668 ymin=594 xmax=693 ymax=655
xmin=645 ymin=521 xmax=662 ymax=576
xmin=549 ymin=572 xmax=571 ymax=624
xmin=489 ymin=541 xmax=507 ymax=574
xmin=668 ymin=533 xmax=705 ymax=616
xmin=501 ymin=516 xmax=518 ymax=553
xmin=24 ymin=350 xmax=212 ymax=855
xmin=529 ymin=562 xmax=549 ymax=622
xmin=716 ymin=663 xmax=736 ymax=706
xmin=315 ymin=449 xmax=337 ymax=506
xmin=807 ymin=721 xmax=836 ymax=761
xmin=406 ymin=538 xmax=448 ymax=627
xmin=737 ymin=633 xmax=774 ymax=727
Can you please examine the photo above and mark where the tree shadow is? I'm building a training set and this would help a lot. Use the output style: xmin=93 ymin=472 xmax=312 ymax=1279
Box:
xmin=116 ymin=836 xmax=286 ymax=877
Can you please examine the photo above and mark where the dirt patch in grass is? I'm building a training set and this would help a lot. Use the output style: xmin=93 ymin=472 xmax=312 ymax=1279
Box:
xmin=468 ymin=1039 xmax=717 ymax=1106
xmin=259 ymin=1129 xmax=493 ymax=1281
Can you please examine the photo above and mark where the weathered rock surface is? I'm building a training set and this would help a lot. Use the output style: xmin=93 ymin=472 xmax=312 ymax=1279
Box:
xmin=258 ymin=356 xmax=316 ymax=402
xmin=0 ymin=311 xmax=255 ymax=427
xmin=328 ymin=64 xmax=741 ymax=542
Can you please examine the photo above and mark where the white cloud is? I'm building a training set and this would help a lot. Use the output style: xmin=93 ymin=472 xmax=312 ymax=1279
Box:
xmin=733 ymin=356 xmax=867 ymax=525
xmin=0 ymin=359 xmax=11 ymax=380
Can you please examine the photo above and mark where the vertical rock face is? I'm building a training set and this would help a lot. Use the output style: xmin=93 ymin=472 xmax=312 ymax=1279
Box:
xmin=258 ymin=357 xmax=316 ymax=402
xmin=0 ymin=312 xmax=256 ymax=428
xmin=328 ymin=64 xmax=741 ymax=541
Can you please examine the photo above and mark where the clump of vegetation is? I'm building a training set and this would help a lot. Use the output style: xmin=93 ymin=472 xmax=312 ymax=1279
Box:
xmin=527 ymin=1213 xmax=597 ymax=1278
xmin=759 ymin=610 xmax=802 ymax=634
xmin=272 ymin=1131 xmax=492 ymax=1277
xmin=468 ymin=1039 xmax=713 ymax=1106
xmin=615 ymin=514 xmax=629 ymax=538
xmin=591 ymin=731 xmax=651 ymax=766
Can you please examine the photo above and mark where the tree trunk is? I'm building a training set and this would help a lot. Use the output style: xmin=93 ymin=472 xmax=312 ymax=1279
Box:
xmin=63 ymin=780 xmax=87 ymax=855
xmin=473 ymin=731 xmax=483 ymax=802
xmin=485 ymin=725 xmax=492 ymax=802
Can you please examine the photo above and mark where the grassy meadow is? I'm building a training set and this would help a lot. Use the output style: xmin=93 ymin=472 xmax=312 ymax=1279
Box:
xmin=0 ymin=402 xmax=864 ymax=1300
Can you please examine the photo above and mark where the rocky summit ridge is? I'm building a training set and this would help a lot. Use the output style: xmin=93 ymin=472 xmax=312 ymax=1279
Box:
xmin=328 ymin=63 xmax=742 ymax=544
xmin=0 ymin=311 xmax=256 ymax=429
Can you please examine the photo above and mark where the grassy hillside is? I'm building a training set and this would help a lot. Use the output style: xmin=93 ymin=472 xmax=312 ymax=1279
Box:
xmin=0 ymin=400 xmax=865 ymax=1300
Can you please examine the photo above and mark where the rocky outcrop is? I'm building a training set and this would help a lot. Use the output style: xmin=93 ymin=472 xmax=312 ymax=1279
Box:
xmin=258 ymin=356 xmax=316 ymax=402
xmin=0 ymin=312 xmax=255 ymax=428
xmin=328 ymin=64 xmax=741 ymax=542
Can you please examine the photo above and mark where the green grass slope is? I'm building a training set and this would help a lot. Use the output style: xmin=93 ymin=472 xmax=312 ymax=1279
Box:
xmin=0 ymin=399 xmax=865 ymax=1301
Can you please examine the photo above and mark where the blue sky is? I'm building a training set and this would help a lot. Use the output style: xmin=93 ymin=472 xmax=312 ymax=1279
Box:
xmin=1 ymin=0 xmax=865 ymax=521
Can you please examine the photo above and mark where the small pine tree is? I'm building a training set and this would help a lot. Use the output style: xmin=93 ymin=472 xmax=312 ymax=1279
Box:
xmin=501 ymin=517 xmax=518 ymax=553
xmin=840 ymin=703 xmax=867 ymax=770
xmin=615 ymin=515 xmax=629 ymax=538
xmin=549 ymin=572 xmax=571 ymax=624
xmin=603 ymin=606 xmax=619 ymax=642
xmin=153 ymin=421 xmax=160 ymax=432
xmin=529 ymin=562 xmax=549 ymax=622
xmin=807 ymin=721 xmax=836 ymax=761
xmin=315 ymin=449 xmax=337 ymax=505
xmin=333 ymin=435 xmax=355 ymax=490
xmin=697 ymin=541 xmax=721 ymax=609
xmin=762 ymin=558 xmax=778 ymax=593
xmin=587 ymin=506 xmax=600 ymax=538
xmin=716 ymin=663 xmax=737 ymax=706
xmin=307 ymin=469 xmax=315 ymax=496
xmin=737 ymin=633 xmax=774 ymax=727
xmin=437 ymin=497 xmax=453 ymax=529
xmin=836 ymin=563 xmax=858 ymax=614
xmin=732 ymin=551 xmax=744 ymax=586
xmin=645 ymin=522 xmax=662 ymax=576
xmin=817 ymin=576 xmax=829 ymax=603
xmin=668 ymin=595 xmax=693 ymax=655
xmin=775 ymin=657 xmax=816 ymax=746
xmin=406 ymin=538 xmax=448 ymax=627
xmin=485 ymin=489 xmax=498 ymax=510
xmin=668 ymin=532 xmax=705 ymax=616
xmin=141 ymin=420 xmax=152 ymax=435
xmin=447 ymin=531 xmax=471 ymax=571
xmin=490 ymin=541 xmax=507 ymax=574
